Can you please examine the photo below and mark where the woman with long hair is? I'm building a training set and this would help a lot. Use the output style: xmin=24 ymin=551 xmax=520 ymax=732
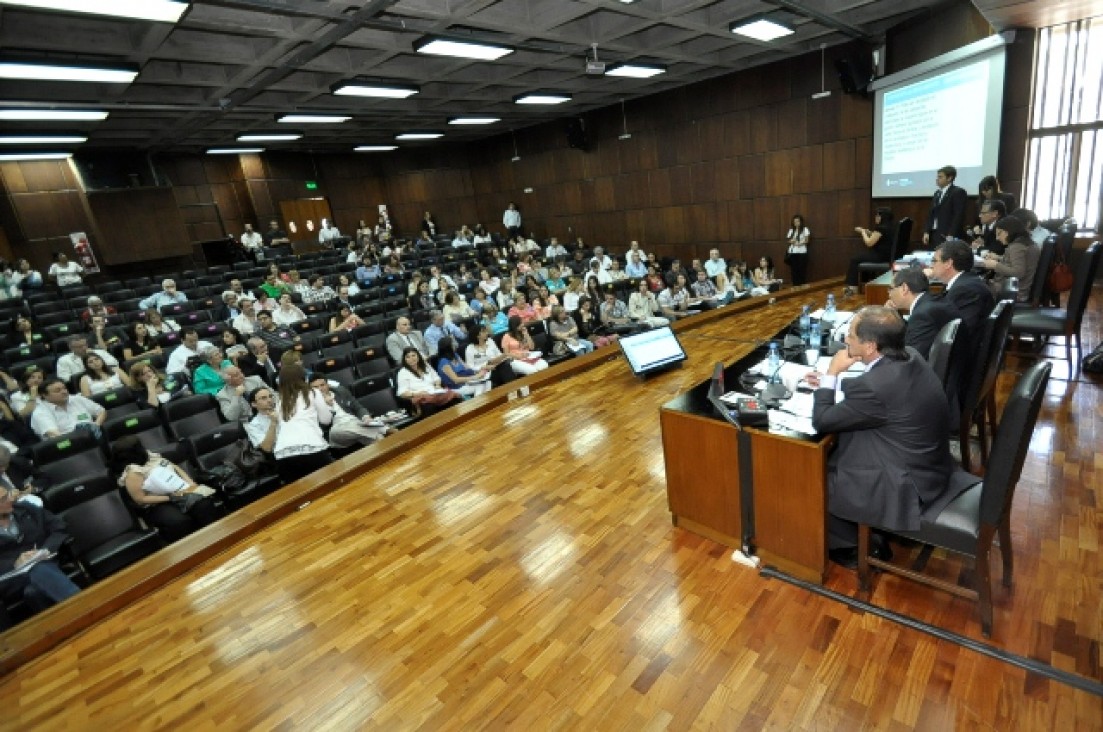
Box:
xmin=785 ymin=214 xmax=811 ymax=285
xmin=976 ymin=216 xmax=1041 ymax=301
xmin=751 ymin=256 xmax=783 ymax=294
xmin=501 ymin=316 xmax=548 ymax=375
xmin=464 ymin=323 xmax=514 ymax=387
xmin=329 ymin=303 xmax=364 ymax=333
xmin=10 ymin=315 xmax=45 ymax=348
xmin=844 ymin=207 xmax=895 ymax=296
xmin=113 ymin=436 xmax=223 ymax=543
xmin=129 ymin=360 xmax=186 ymax=408
xmin=123 ymin=322 xmax=161 ymax=361
xmin=143 ymin=308 xmax=180 ymax=337
xmin=395 ymin=347 xmax=461 ymax=416
xmin=572 ymin=296 xmax=618 ymax=349
xmin=273 ymin=363 xmax=334 ymax=483
xmin=10 ymin=366 xmax=45 ymax=420
xmin=435 ymin=339 xmax=491 ymax=398
xmin=79 ymin=353 xmax=132 ymax=396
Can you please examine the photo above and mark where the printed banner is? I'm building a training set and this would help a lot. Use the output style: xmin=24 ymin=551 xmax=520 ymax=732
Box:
xmin=69 ymin=232 xmax=101 ymax=274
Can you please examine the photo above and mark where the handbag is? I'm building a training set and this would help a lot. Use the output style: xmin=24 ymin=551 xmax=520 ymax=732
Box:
xmin=227 ymin=438 xmax=267 ymax=478
xmin=195 ymin=464 xmax=246 ymax=493
xmin=1047 ymin=249 xmax=1074 ymax=293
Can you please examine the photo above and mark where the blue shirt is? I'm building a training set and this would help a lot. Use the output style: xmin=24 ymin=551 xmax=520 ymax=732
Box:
xmin=625 ymin=261 xmax=648 ymax=278
xmin=139 ymin=290 xmax=188 ymax=311
xmin=436 ymin=357 xmax=475 ymax=389
xmin=424 ymin=321 xmax=465 ymax=355
xmin=485 ymin=312 xmax=509 ymax=336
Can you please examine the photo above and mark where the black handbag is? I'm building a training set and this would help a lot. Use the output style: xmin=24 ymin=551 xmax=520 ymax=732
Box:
xmin=227 ymin=438 xmax=267 ymax=478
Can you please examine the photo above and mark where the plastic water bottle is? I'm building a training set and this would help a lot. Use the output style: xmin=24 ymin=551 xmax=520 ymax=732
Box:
xmin=767 ymin=342 xmax=782 ymax=383
xmin=824 ymin=293 xmax=836 ymax=325
xmin=799 ymin=305 xmax=811 ymax=341
xmin=809 ymin=321 xmax=822 ymax=350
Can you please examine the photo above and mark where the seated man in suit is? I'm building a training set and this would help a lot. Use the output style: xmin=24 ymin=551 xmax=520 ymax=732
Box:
xmin=885 ymin=268 xmax=954 ymax=359
xmin=807 ymin=307 xmax=974 ymax=568
xmin=238 ymin=337 xmax=280 ymax=386
xmin=308 ymin=375 xmax=391 ymax=448
xmin=968 ymin=199 xmax=1006 ymax=255
xmin=385 ymin=317 xmax=430 ymax=364
xmin=927 ymin=239 xmax=995 ymax=346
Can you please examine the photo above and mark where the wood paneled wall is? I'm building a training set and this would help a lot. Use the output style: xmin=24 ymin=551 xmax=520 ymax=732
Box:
xmin=85 ymin=188 xmax=191 ymax=265
xmin=0 ymin=159 xmax=98 ymax=273
xmin=0 ymin=7 xmax=1034 ymax=281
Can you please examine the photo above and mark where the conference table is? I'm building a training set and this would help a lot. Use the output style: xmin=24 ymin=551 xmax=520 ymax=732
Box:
xmin=659 ymin=329 xmax=834 ymax=584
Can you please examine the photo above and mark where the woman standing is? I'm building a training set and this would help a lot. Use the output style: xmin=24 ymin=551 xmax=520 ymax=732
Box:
xmin=785 ymin=214 xmax=811 ymax=285
xmin=273 ymin=363 xmax=334 ymax=483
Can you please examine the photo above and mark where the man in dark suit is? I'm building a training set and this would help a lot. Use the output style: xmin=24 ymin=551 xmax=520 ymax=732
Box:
xmin=886 ymin=268 xmax=955 ymax=359
xmin=928 ymin=239 xmax=995 ymax=344
xmin=968 ymin=199 xmax=1006 ymax=255
xmin=808 ymin=307 xmax=976 ymax=568
xmin=922 ymin=165 xmax=968 ymax=246
xmin=239 ymin=337 xmax=280 ymax=386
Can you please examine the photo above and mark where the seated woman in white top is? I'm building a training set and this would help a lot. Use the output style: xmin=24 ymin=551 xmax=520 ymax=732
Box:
xmin=112 ymin=436 xmax=223 ymax=543
xmin=465 ymin=323 xmax=514 ymax=387
xmin=442 ymin=290 xmax=474 ymax=324
xmin=627 ymin=280 xmax=670 ymax=328
xmin=271 ymin=293 xmax=307 ymax=325
xmin=395 ymin=347 xmax=461 ymax=416
xmin=80 ymin=352 xmax=132 ymax=396
xmin=561 ymin=277 xmax=585 ymax=313
xmin=144 ymin=309 xmax=180 ymax=336
xmin=272 ymin=363 xmax=334 ymax=484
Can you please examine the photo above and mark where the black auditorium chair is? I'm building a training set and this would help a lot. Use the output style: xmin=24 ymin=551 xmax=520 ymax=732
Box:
xmin=956 ymin=300 xmax=1014 ymax=472
xmin=312 ymin=354 xmax=356 ymax=387
xmin=104 ymin=409 xmax=185 ymax=463
xmin=42 ymin=474 xmax=116 ymax=514
xmin=857 ymin=361 xmax=1052 ymax=638
xmin=90 ymin=386 xmax=141 ymax=421
xmin=185 ymin=423 xmax=280 ymax=508
xmin=62 ymin=492 xmax=163 ymax=581
xmin=927 ymin=318 xmax=962 ymax=394
xmin=859 ymin=216 xmax=913 ymax=286
xmin=30 ymin=430 xmax=110 ymax=485
xmin=162 ymin=394 xmax=224 ymax=441
xmin=357 ymin=386 xmax=416 ymax=429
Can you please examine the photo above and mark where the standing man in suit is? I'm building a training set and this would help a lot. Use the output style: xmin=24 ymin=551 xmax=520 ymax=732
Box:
xmin=807 ymin=307 xmax=975 ymax=568
xmin=886 ymin=268 xmax=955 ymax=359
xmin=922 ymin=165 xmax=968 ymax=246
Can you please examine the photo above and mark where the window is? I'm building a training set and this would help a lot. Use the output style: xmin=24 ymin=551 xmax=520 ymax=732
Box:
xmin=1025 ymin=18 xmax=1103 ymax=231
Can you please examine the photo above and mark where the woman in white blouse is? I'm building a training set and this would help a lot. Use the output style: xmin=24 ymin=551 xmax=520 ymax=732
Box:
xmin=271 ymin=293 xmax=306 ymax=325
xmin=628 ymin=280 xmax=670 ymax=328
xmin=465 ymin=323 xmax=515 ymax=387
xmin=273 ymin=363 xmax=334 ymax=483
xmin=395 ymin=347 xmax=460 ymax=416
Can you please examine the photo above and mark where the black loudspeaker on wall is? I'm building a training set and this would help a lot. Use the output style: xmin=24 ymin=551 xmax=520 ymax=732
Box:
xmin=566 ymin=118 xmax=590 ymax=151
xmin=835 ymin=54 xmax=874 ymax=96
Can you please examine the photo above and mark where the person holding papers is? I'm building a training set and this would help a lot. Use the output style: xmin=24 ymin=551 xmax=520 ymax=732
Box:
xmin=805 ymin=306 xmax=973 ymax=570
xmin=0 ymin=484 xmax=80 ymax=623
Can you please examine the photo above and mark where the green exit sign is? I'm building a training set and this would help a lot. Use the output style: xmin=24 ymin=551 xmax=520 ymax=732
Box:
xmin=305 ymin=181 xmax=318 ymax=190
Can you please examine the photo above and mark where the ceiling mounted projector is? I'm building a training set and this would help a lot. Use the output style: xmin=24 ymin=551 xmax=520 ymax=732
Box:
xmin=585 ymin=43 xmax=605 ymax=75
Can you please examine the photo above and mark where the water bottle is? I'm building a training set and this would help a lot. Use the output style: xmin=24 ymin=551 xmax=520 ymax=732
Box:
xmin=824 ymin=293 xmax=836 ymax=325
xmin=799 ymin=305 xmax=811 ymax=341
xmin=809 ymin=321 xmax=822 ymax=350
xmin=767 ymin=342 xmax=782 ymax=383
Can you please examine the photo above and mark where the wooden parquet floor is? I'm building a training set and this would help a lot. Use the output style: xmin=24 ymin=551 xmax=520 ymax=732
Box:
xmin=1 ymin=290 xmax=1100 ymax=730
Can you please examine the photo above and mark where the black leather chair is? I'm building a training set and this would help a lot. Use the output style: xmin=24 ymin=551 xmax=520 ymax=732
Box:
xmin=1024 ymin=234 xmax=1057 ymax=307
xmin=927 ymin=318 xmax=961 ymax=391
xmin=858 ymin=361 xmax=1052 ymax=637
xmin=42 ymin=474 xmax=117 ymax=514
xmin=62 ymin=491 xmax=163 ymax=581
xmin=162 ymin=394 xmax=224 ymax=441
xmin=30 ymin=430 xmax=109 ymax=485
xmin=185 ymin=424 xmax=280 ymax=508
xmin=957 ymin=300 xmax=1014 ymax=472
xmin=1009 ymin=242 xmax=1100 ymax=366
xmin=859 ymin=216 xmax=913 ymax=284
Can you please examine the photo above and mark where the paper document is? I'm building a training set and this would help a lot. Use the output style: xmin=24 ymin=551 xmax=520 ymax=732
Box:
xmin=768 ymin=409 xmax=817 ymax=436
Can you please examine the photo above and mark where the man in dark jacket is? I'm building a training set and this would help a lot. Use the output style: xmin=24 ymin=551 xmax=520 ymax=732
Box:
xmin=809 ymin=307 xmax=978 ymax=568
xmin=0 ymin=487 xmax=80 ymax=626
xmin=887 ymin=268 xmax=955 ymax=360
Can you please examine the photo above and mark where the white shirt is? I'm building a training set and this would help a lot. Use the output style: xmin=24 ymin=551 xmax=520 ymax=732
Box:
xmin=30 ymin=395 xmax=104 ymax=438
xmin=465 ymin=340 xmax=503 ymax=371
xmin=245 ymin=412 xmax=277 ymax=449
xmin=49 ymin=261 xmax=84 ymax=287
xmin=704 ymin=257 xmax=727 ymax=278
xmin=167 ymin=341 xmax=213 ymax=375
xmin=56 ymin=349 xmax=119 ymax=382
xmin=546 ymin=245 xmax=568 ymax=259
xmin=273 ymin=390 xmax=333 ymax=460
xmin=590 ymin=255 xmax=613 ymax=271
xmin=503 ymin=208 xmax=522 ymax=228
xmin=319 ymin=226 xmax=342 ymax=243
xmin=395 ymin=368 xmax=441 ymax=397
xmin=241 ymin=231 xmax=263 ymax=251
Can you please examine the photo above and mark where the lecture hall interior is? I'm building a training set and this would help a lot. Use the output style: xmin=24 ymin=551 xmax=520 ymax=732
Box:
xmin=0 ymin=0 xmax=1100 ymax=728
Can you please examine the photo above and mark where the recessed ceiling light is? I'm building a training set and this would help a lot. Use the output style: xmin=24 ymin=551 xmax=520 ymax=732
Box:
xmin=236 ymin=132 xmax=302 ymax=142
xmin=277 ymin=115 xmax=350 ymax=124
xmin=0 ymin=0 xmax=189 ymax=23
xmin=514 ymin=92 xmax=571 ymax=105
xmin=729 ymin=17 xmax=795 ymax=42
xmin=331 ymin=82 xmax=419 ymax=99
xmin=0 ymin=151 xmax=72 ymax=161
xmin=0 ymin=135 xmax=87 ymax=144
xmin=414 ymin=36 xmax=513 ymax=61
xmin=354 ymin=145 xmax=398 ymax=152
xmin=207 ymin=148 xmax=263 ymax=155
xmin=0 ymin=109 xmax=108 ymax=121
xmin=606 ymin=63 xmax=666 ymax=78
xmin=395 ymin=132 xmax=443 ymax=140
xmin=448 ymin=117 xmax=500 ymax=125
xmin=0 ymin=61 xmax=138 ymax=83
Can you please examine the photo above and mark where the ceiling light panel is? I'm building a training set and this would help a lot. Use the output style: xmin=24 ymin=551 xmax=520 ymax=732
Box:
xmin=207 ymin=148 xmax=263 ymax=154
xmin=332 ymin=82 xmax=419 ymax=99
xmin=414 ymin=37 xmax=513 ymax=61
xmin=395 ymin=132 xmax=443 ymax=140
xmin=354 ymin=145 xmax=398 ymax=152
xmin=0 ymin=135 xmax=87 ymax=144
xmin=448 ymin=117 xmax=500 ymax=125
xmin=0 ymin=151 xmax=72 ymax=161
xmin=514 ymin=92 xmax=571 ymax=105
xmin=277 ymin=115 xmax=350 ymax=124
xmin=729 ymin=18 xmax=795 ymax=42
xmin=237 ymin=133 xmax=302 ymax=142
xmin=0 ymin=61 xmax=138 ymax=83
xmin=0 ymin=109 xmax=108 ymax=121
xmin=0 ymin=0 xmax=189 ymax=23
xmin=606 ymin=64 xmax=666 ymax=78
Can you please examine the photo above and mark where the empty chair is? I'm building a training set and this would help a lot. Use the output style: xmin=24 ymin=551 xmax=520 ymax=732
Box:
xmin=90 ymin=386 xmax=141 ymax=420
xmin=31 ymin=430 xmax=110 ymax=485
xmin=1009 ymin=242 xmax=1101 ymax=366
xmin=927 ymin=318 xmax=962 ymax=392
xmin=356 ymin=386 xmax=416 ymax=428
xmin=42 ymin=474 xmax=116 ymax=514
xmin=860 ymin=217 xmax=913 ymax=284
xmin=3 ymin=343 xmax=49 ymax=365
xmin=957 ymin=300 xmax=1014 ymax=472
xmin=858 ymin=361 xmax=1052 ymax=637
xmin=62 ymin=491 xmax=163 ymax=581
xmin=104 ymin=409 xmax=182 ymax=462
xmin=162 ymin=393 xmax=224 ymax=441
xmin=312 ymin=354 xmax=356 ymax=387
xmin=1023 ymin=235 xmax=1057 ymax=307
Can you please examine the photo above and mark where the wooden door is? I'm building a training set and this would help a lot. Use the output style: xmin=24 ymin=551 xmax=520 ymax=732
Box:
xmin=278 ymin=197 xmax=333 ymax=245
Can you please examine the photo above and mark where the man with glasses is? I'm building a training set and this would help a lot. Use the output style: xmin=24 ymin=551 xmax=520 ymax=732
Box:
xmin=927 ymin=239 xmax=995 ymax=346
xmin=886 ymin=268 xmax=954 ymax=359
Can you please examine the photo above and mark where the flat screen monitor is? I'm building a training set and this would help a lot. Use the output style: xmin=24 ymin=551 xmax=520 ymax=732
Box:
xmin=618 ymin=326 xmax=687 ymax=376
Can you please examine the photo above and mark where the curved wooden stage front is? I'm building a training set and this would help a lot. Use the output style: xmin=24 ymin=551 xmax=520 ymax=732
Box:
xmin=1 ymin=280 xmax=1100 ymax=730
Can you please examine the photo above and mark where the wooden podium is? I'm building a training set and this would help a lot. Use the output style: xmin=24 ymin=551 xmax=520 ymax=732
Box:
xmin=660 ymin=356 xmax=834 ymax=584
